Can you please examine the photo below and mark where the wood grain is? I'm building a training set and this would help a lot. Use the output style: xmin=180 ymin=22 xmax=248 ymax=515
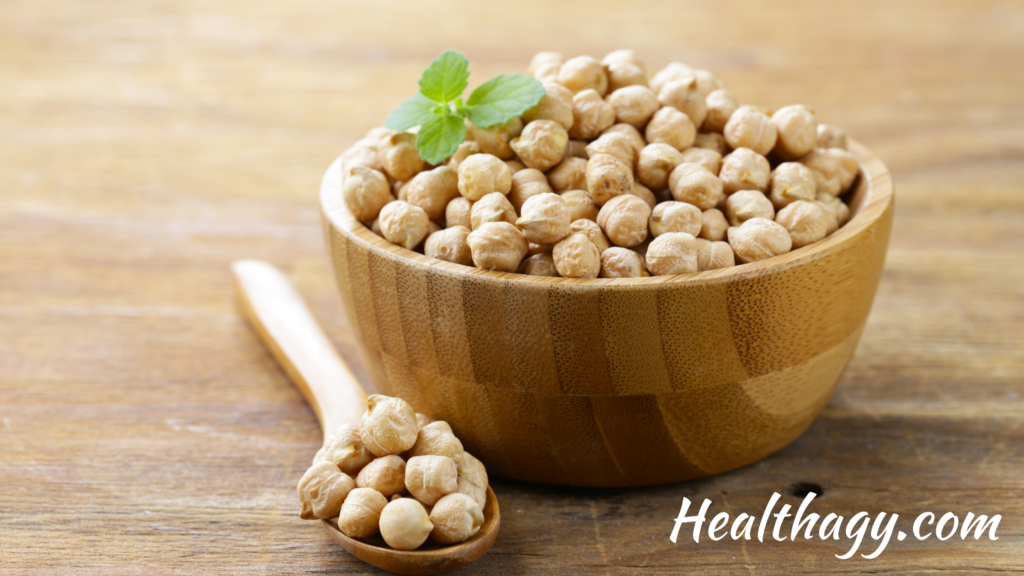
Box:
xmin=1 ymin=0 xmax=1022 ymax=573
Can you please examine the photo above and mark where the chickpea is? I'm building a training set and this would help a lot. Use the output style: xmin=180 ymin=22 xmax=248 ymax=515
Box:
xmin=629 ymin=182 xmax=657 ymax=210
xmin=552 ymin=233 xmax=601 ymax=278
xmin=355 ymin=454 xmax=406 ymax=498
xmin=693 ymin=132 xmax=729 ymax=155
xmin=702 ymin=89 xmax=738 ymax=133
xmin=470 ymin=192 xmax=517 ymax=230
xmin=570 ymin=218 xmax=611 ymax=253
xmin=466 ymin=117 xmax=524 ymax=160
xmin=560 ymin=189 xmax=600 ymax=222
xmin=699 ymin=208 xmax=729 ymax=241
xmin=606 ymin=86 xmax=659 ymax=129
xmin=723 ymin=106 xmax=777 ymax=156
xmin=379 ymin=132 xmax=425 ymax=182
xmin=510 ymin=120 xmax=569 ymax=171
xmin=657 ymin=78 xmax=707 ymax=128
xmin=680 ymin=146 xmax=722 ymax=175
xmin=343 ymin=165 xmax=393 ymax=223
xmin=403 ymin=165 xmax=459 ymax=221
xmin=816 ymin=191 xmax=851 ymax=226
xmin=646 ymin=232 xmax=700 ymax=276
xmin=601 ymin=48 xmax=645 ymax=72
xmin=649 ymin=201 xmax=702 ymax=237
xmin=360 ymin=394 xmax=420 ymax=457
xmin=379 ymin=201 xmax=430 ymax=250
xmin=557 ymin=55 xmax=608 ymax=96
xmin=392 ymin=179 xmax=407 ymax=202
xmin=517 ymin=193 xmax=571 ymax=245
xmin=586 ymin=154 xmax=633 ymax=206
xmin=601 ymin=123 xmax=647 ymax=155
xmin=445 ymin=197 xmax=473 ymax=229
xmin=637 ymin=143 xmax=684 ymax=191
xmin=425 ymin=226 xmax=473 ymax=266
xmin=606 ymin=61 xmax=649 ymax=92
xmin=650 ymin=61 xmax=693 ymax=95
xmin=771 ymin=104 xmax=817 ymax=160
xmin=522 ymin=81 xmax=574 ymax=130
xmin=725 ymin=190 xmax=775 ymax=226
xmin=720 ymin=148 xmax=771 ymax=194
xmin=430 ymin=493 xmax=484 ymax=545
xmin=568 ymin=89 xmax=615 ymax=140
xmin=508 ymin=168 xmax=554 ymax=213
xmin=342 ymin=138 xmax=383 ymax=173
xmin=297 ymin=461 xmax=355 ymax=520
xmin=466 ymin=222 xmax=529 ymax=271
xmin=415 ymin=413 xmax=434 ymax=428
xmin=527 ymin=51 xmax=562 ymax=80
xmin=380 ymin=498 xmax=433 ymax=550
xmin=505 ymin=158 xmax=526 ymax=173
xmin=455 ymin=452 xmax=488 ymax=509
xmin=644 ymin=106 xmax=696 ymax=151
xmin=338 ymin=487 xmax=388 ymax=539
xmin=446 ymin=140 xmax=482 ymax=171
xmin=768 ymin=162 xmax=817 ymax=210
xmin=370 ymin=217 xmax=384 ymax=237
xmin=696 ymin=239 xmax=736 ymax=271
xmin=457 ymin=153 xmax=513 ymax=201
xmin=546 ymin=157 xmax=588 ymax=193
xmin=585 ymin=131 xmax=638 ymax=168
xmin=405 ymin=455 xmax=458 ymax=506
xmin=597 ymin=194 xmax=651 ymax=248
xmin=599 ymin=247 xmax=645 ymax=278
xmin=692 ymin=69 xmax=724 ymax=97
xmin=727 ymin=217 xmax=793 ymax=263
xmin=800 ymin=147 xmax=859 ymax=197
xmin=817 ymin=124 xmax=848 ymax=150
xmin=408 ymin=421 xmax=465 ymax=463
xmin=775 ymin=200 xmax=829 ymax=248
xmin=321 ymin=423 xmax=374 ymax=477
xmin=517 ymin=253 xmax=560 ymax=277
xmin=668 ymin=162 xmax=724 ymax=210
xmin=563 ymin=139 xmax=590 ymax=160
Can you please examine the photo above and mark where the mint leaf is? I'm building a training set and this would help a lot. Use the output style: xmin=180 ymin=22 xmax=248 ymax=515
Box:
xmin=416 ymin=114 xmax=467 ymax=165
xmin=466 ymin=74 xmax=545 ymax=128
xmin=419 ymin=50 xmax=470 ymax=104
xmin=385 ymin=92 xmax=442 ymax=131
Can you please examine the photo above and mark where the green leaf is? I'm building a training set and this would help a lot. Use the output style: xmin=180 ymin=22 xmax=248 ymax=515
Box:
xmin=418 ymin=50 xmax=470 ymax=104
xmin=466 ymin=74 xmax=546 ymax=128
xmin=384 ymin=92 xmax=443 ymax=131
xmin=416 ymin=114 xmax=467 ymax=165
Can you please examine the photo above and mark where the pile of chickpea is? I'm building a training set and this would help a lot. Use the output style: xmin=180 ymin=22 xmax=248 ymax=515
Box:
xmin=341 ymin=50 xmax=859 ymax=278
xmin=298 ymin=395 xmax=489 ymax=550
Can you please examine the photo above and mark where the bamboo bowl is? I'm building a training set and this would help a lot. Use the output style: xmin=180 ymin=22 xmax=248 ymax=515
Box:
xmin=320 ymin=140 xmax=893 ymax=487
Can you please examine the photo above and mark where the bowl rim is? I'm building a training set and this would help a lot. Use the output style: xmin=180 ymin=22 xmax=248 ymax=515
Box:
xmin=321 ymin=139 xmax=893 ymax=288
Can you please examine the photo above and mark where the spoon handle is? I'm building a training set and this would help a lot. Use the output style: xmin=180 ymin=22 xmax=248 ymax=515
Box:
xmin=231 ymin=259 xmax=367 ymax=440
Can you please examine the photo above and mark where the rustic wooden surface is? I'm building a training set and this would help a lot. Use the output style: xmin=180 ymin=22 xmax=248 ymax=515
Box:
xmin=1 ymin=1 xmax=1022 ymax=574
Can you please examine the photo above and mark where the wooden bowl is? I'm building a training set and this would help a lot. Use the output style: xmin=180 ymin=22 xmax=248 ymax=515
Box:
xmin=320 ymin=140 xmax=894 ymax=487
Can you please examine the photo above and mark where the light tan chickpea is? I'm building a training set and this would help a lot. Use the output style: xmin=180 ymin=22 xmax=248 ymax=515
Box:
xmin=629 ymin=182 xmax=657 ymax=210
xmin=668 ymin=162 xmax=724 ymax=210
xmin=527 ymin=52 xmax=562 ymax=79
xmin=699 ymin=208 xmax=729 ymax=241
xmin=455 ymin=452 xmax=488 ymax=509
xmin=342 ymin=138 xmax=384 ymax=173
xmin=552 ymin=233 xmax=601 ymax=278
xmin=696 ymin=239 xmax=736 ymax=271
xmin=420 ymin=222 xmax=444 ymax=253
xmin=470 ymin=192 xmax=517 ymax=230
xmin=507 ymin=168 xmax=553 ymax=212
xmin=649 ymin=201 xmax=702 ymax=237
xmin=719 ymin=148 xmax=771 ymax=194
xmin=408 ymin=421 xmax=465 ymax=463
xmin=320 ymin=423 xmax=374 ymax=477
xmin=727 ymin=217 xmax=793 ymax=263
xmin=510 ymin=120 xmax=569 ymax=171
xmin=725 ymin=190 xmax=775 ymax=226
xmin=560 ymin=190 xmax=600 ymax=222
xmin=597 ymin=194 xmax=651 ymax=248
xmin=378 ymin=132 xmax=425 ymax=182
xmin=723 ymin=106 xmax=777 ymax=156
xmin=517 ymin=253 xmax=560 ymax=277
xmin=429 ymin=493 xmax=484 ymax=544
xmin=405 ymin=455 xmax=458 ymax=506
xmin=355 ymin=455 xmax=406 ymax=498
xmin=585 ymin=132 xmax=638 ymax=168
xmin=776 ymin=200 xmax=829 ymax=248
xmin=457 ymin=153 xmax=513 ymax=201
xmin=338 ymin=487 xmax=388 ymax=539
xmin=646 ymin=232 xmax=700 ymax=276
xmin=771 ymin=104 xmax=817 ymax=160
xmin=606 ymin=86 xmax=659 ymax=129
xmin=343 ymin=165 xmax=393 ymax=223
xmin=768 ymin=162 xmax=818 ymax=210
xmin=521 ymin=81 xmax=574 ymax=130
xmin=557 ymin=55 xmax=608 ymax=96
xmin=586 ymin=154 xmax=634 ymax=206
xmin=599 ymin=247 xmax=645 ymax=278
xmin=360 ymin=394 xmax=420 ymax=457
xmin=816 ymin=124 xmax=848 ymax=150
xmin=650 ymin=61 xmax=693 ymax=95
xmin=466 ymin=117 xmax=524 ymax=160
xmin=563 ymin=139 xmax=590 ymax=160
xmin=693 ymin=132 xmax=729 ymax=156
xmin=568 ymin=89 xmax=615 ymax=140
xmin=403 ymin=165 xmax=459 ymax=221
xmin=570 ymin=218 xmax=612 ymax=253
xmin=816 ymin=191 xmax=851 ymax=226
xmin=415 ymin=413 xmax=434 ymax=428
xmin=657 ymin=78 xmax=707 ymax=128
xmin=445 ymin=140 xmax=482 ymax=171
xmin=445 ymin=197 xmax=473 ymax=229
xmin=425 ymin=226 xmax=473 ymax=266
xmin=644 ymin=106 xmax=696 ymax=151
xmin=692 ymin=69 xmax=724 ymax=97
xmin=466 ymin=222 xmax=529 ymax=271
xmin=637 ymin=143 xmax=684 ymax=191
xmin=380 ymin=498 xmax=433 ymax=550
xmin=297 ymin=461 xmax=355 ymax=520
xmin=517 ymin=193 xmax=571 ymax=245
xmin=702 ymin=89 xmax=738 ymax=133
xmin=601 ymin=123 xmax=647 ymax=154
xmin=602 ymin=48 xmax=645 ymax=72
xmin=684 ymin=150 xmax=723 ymax=178
xmin=800 ymin=148 xmax=859 ymax=196
xmin=606 ymin=62 xmax=648 ymax=93
xmin=393 ymin=179 xmax=407 ymax=202
xmin=546 ymin=157 xmax=588 ymax=192
xmin=379 ymin=200 xmax=430 ymax=250
xmin=505 ymin=158 xmax=526 ymax=173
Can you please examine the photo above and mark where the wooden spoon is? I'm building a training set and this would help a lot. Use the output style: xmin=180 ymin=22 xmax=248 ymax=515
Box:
xmin=231 ymin=259 xmax=500 ymax=575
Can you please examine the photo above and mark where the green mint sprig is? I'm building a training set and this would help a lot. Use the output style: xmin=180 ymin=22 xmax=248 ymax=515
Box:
xmin=385 ymin=50 xmax=545 ymax=165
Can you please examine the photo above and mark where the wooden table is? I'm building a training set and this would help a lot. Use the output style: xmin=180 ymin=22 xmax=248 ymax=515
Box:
xmin=2 ymin=1 xmax=1022 ymax=574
